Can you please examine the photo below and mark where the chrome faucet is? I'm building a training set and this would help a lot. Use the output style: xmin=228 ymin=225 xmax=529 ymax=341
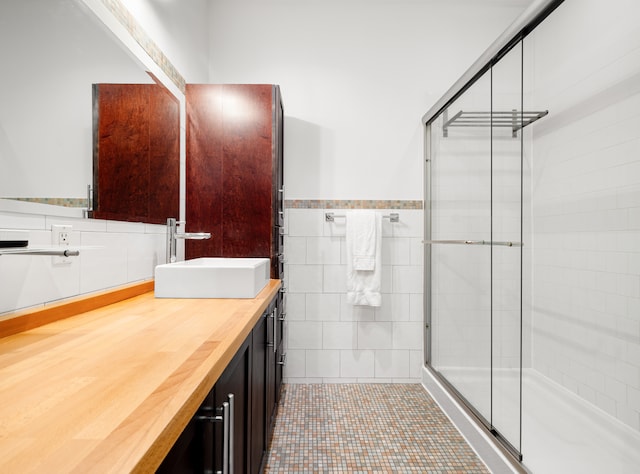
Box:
xmin=166 ymin=217 xmax=211 ymax=263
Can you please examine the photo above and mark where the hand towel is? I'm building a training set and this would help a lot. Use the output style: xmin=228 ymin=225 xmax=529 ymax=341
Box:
xmin=350 ymin=211 xmax=377 ymax=271
xmin=346 ymin=210 xmax=382 ymax=307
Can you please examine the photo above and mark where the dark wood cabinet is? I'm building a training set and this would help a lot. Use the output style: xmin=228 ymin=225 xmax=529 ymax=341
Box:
xmin=185 ymin=84 xmax=284 ymax=279
xmin=155 ymin=415 xmax=204 ymax=473
xmin=158 ymin=294 xmax=284 ymax=474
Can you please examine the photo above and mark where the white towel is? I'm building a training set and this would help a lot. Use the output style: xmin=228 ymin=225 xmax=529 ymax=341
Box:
xmin=346 ymin=210 xmax=382 ymax=307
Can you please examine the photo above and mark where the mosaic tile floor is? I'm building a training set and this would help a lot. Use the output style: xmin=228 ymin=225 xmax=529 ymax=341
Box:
xmin=265 ymin=384 xmax=489 ymax=473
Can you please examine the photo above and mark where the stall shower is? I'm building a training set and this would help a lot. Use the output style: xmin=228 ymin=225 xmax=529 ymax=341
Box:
xmin=422 ymin=0 xmax=640 ymax=472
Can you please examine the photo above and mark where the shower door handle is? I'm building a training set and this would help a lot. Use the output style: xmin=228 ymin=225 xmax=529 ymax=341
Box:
xmin=423 ymin=239 xmax=523 ymax=247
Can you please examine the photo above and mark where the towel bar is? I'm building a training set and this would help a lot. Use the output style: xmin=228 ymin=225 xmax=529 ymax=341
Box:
xmin=0 ymin=248 xmax=80 ymax=256
xmin=325 ymin=212 xmax=399 ymax=223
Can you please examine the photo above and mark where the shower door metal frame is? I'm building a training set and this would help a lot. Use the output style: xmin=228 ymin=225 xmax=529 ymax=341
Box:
xmin=422 ymin=0 xmax=565 ymax=465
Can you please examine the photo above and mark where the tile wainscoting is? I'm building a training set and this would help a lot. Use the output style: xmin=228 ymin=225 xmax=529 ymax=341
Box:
xmin=283 ymin=201 xmax=425 ymax=383
xmin=0 ymin=209 xmax=166 ymax=315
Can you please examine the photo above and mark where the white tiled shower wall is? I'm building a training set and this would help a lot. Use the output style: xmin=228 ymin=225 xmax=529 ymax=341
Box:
xmin=529 ymin=0 xmax=640 ymax=432
xmin=0 ymin=208 xmax=166 ymax=315
xmin=531 ymin=93 xmax=640 ymax=431
xmin=283 ymin=208 xmax=424 ymax=383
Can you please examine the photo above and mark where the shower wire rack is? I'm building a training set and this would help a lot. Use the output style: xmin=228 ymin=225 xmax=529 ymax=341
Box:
xmin=442 ymin=109 xmax=548 ymax=137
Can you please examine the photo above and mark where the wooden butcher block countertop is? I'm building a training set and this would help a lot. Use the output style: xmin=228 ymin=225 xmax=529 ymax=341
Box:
xmin=0 ymin=279 xmax=281 ymax=473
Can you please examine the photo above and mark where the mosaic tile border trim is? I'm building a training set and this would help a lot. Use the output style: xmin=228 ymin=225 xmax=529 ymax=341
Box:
xmin=100 ymin=0 xmax=186 ymax=93
xmin=4 ymin=198 xmax=87 ymax=208
xmin=285 ymin=199 xmax=423 ymax=210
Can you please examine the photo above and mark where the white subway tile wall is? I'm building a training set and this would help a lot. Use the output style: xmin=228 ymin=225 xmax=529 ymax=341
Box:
xmin=284 ymin=208 xmax=424 ymax=383
xmin=0 ymin=212 xmax=165 ymax=315
xmin=528 ymin=0 xmax=640 ymax=431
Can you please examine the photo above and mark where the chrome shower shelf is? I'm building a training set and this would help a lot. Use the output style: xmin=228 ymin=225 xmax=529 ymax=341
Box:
xmin=443 ymin=109 xmax=548 ymax=137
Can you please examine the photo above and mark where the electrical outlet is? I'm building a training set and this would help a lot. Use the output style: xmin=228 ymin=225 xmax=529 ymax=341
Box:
xmin=51 ymin=224 xmax=72 ymax=265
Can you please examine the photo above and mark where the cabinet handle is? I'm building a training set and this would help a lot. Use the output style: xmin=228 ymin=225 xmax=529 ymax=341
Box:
xmin=228 ymin=394 xmax=234 ymax=474
xmin=272 ymin=309 xmax=277 ymax=354
xmin=278 ymin=353 xmax=287 ymax=366
xmin=221 ymin=400 xmax=230 ymax=474
xmin=208 ymin=394 xmax=234 ymax=474
xmin=279 ymin=312 xmax=286 ymax=322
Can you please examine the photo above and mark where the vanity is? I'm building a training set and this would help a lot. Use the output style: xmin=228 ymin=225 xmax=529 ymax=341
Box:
xmin=0 ymin=279 xmax=284 ymax=473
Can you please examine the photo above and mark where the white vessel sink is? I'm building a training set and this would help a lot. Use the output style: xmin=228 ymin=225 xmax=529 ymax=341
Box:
xmin=155 ymin=257 xmax=270 ymax=299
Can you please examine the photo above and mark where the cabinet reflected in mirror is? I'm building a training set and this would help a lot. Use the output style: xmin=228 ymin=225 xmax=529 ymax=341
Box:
xmin=92 ymin=83 xmax=179 ymax=224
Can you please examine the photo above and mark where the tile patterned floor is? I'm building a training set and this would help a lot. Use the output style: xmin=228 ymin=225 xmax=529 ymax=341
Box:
xmin=265 ymin=384 xmax=489 ymax=473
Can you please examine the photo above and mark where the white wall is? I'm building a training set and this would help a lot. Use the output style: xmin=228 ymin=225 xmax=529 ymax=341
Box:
xmin=0 ymin=0 xmax=152 ymax=200
xmin=207 ymin=0 xmax=533 ymax=200
xmin=529 ymin=0 xmax=640 ymax=432
xmin=205 ymin=0 xmax=533 ymax=382
xmin=120 ymin=0 xmax=210 ymax=83
xmin=0 ymin=210 xmax=165 ymax=315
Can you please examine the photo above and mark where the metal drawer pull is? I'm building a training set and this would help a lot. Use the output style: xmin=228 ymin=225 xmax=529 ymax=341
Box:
xmin=208 ymin=394 xmax=234 ymax=474
xmin=279 ymin=312 xmax=286 ymax=322
xmin=219 ymin=400 xmax=229 ymax=474
xmin=228 ymin=394 xmax=234 ymax=474
xmin=272 ymin=309 xmax=277 ymax=353
xmin=278 ymin=353 xmax=287 ymax=366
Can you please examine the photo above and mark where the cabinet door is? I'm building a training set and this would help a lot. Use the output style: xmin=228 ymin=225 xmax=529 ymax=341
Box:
xmin=250 ymin=314 xmax=267 ymax=474
xmin=185 ymin=84 xmax=275 ymax=262
xmin=221 ymin=84 xmax=274 ymax=261
xmin=265 ymin=304 xmax=277 ymax=433
xmin=185 ymin=84 xmax=285 ymax=279
xmin=155 ymin=417 xmax=202 ymax=473
xmin=213 ymin=335 xmax=251 ymax=474
xmin=156 ymin=392 xmax=212 ymax=474
xmin=275 ymin=290 xmax=286 ymax=406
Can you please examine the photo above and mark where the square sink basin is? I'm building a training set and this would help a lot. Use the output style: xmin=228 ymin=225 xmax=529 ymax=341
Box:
xmin=155 ymin=257 xmax=270 ymax=299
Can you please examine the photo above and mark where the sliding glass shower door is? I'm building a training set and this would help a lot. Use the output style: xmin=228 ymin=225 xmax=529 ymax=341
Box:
xmin=426 ymin=41 xmax=525 ymax=458
xmin=428 ymin=72 xmax=493 ymax=424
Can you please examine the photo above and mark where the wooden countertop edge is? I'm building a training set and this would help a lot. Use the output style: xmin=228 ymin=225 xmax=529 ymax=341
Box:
xmin=0 ymin=281 xmax=155 ymax=339
xmin=72 ymin=280 xmax=282 ymax=473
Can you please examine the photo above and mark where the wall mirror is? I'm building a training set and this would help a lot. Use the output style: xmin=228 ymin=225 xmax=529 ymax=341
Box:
xmin=0 ymin=0 xmax=180 ymax=223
